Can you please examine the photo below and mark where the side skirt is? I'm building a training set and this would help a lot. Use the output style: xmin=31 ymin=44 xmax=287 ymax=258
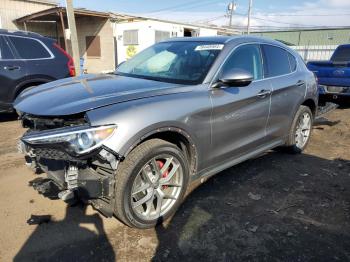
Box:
xmin=191 ymin=139 xmax=284 ymax=183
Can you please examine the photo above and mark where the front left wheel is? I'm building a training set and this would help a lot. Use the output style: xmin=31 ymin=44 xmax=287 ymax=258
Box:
xmin=113 ymin=138 xmax=189 ymax=229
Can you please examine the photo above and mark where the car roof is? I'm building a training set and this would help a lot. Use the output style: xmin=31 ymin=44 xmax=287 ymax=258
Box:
xmin=0 ymin=29 xmax=49 ymax=40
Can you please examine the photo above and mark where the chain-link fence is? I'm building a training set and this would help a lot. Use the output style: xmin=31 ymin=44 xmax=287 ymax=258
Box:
xmin=291 ymin=45 xmax=338 ymax=62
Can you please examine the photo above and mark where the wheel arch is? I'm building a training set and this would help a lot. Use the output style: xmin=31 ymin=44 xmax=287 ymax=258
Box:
xmin=122 ymin=127 xmax=198 ymax=176
xmin=13 ymin=76 xmax=55 ymax=100
xmin=301 ymin=98 xmax=317 ymax=118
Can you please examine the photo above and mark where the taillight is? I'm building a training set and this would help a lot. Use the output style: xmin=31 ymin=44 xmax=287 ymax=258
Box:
xmin=53 ymin=43 xmax=76 ymax=77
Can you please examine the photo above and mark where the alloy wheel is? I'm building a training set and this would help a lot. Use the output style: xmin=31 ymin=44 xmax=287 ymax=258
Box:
xmin=131 ymin=154 xmax=183 ymax=221
xmin=295 ymin=112 xmax=312 ymax=149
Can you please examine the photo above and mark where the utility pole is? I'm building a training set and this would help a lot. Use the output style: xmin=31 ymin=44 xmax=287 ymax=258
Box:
xmin=247 ymin=0 xmax=252 ymax=34
xmin=65 ymin=0 xmax=80 ymax=75
xmin=227 ymin=1 xmax=237 ymax=28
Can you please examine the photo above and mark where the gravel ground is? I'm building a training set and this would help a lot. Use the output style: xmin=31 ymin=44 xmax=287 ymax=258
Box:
xmin=0 ymin=106 xmax=349 ymax=262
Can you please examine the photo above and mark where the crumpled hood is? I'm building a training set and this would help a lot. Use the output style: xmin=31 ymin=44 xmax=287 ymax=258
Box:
xmin=14 ymin=74 xmax=187 ymax=116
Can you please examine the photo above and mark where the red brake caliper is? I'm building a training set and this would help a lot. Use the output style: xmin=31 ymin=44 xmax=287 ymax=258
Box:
xmin=157 ymin=160 xmax=169 ymax=189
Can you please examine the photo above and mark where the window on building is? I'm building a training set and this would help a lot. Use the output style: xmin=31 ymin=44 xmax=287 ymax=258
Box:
xmin=9 ymin=36 xmax=51 ymax=59
xmin=221 ymin=44 xmax=263 ymax=80
xmin=86 ymin=36 xmax=101 ymax=57
xmin=262 ymin=45 xmax=291 ymax=77
xmin=0 ymin=37 xmax=15 ymax=59
xmin=155 ymin=30 xmax=170 ymax=43
xmin=123 ymin=30 xmax=138 ymax=45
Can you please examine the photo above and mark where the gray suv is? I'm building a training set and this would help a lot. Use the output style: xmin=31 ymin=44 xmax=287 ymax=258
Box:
xmin=15 ymin=36 xmax=318 ymax=229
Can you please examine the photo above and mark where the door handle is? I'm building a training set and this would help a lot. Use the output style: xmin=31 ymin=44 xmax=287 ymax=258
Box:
xmin=296 ymin=80 xmax=305 ymax=87
xmin=4 ymin=65 xmax=21 ymax=71
xmin=257 ymin=89 xmax=271 ymax=98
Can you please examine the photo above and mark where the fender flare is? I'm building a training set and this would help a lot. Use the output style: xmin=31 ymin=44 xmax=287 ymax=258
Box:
xmin=121 ymin=126 xmax=199 ymax=174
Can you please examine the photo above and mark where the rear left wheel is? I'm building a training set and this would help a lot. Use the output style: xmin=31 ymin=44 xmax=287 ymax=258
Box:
xmin=113 ymin=138 xmax=189 ymax=229
xmin=284 ymin=105 xmax=313 ymax=153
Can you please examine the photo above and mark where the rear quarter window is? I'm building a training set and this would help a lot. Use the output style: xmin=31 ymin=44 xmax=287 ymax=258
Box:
xmin=288 ymin=53 xmax=297 ymax=72
xmin=8 ymin=36 xmax=51 ymax=59
xmin=262 ymin=44 xmax=292 ymax=77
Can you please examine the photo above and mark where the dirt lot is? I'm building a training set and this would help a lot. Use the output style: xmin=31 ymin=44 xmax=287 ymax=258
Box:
xmin=0 ymin=107 xmax=349 ymax=262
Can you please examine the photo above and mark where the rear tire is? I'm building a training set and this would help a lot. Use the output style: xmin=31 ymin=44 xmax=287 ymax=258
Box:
xmin=113 ymin=138 xmax=189 ymax=229
xmin=283 ymin=105 xmax=313 ymax=154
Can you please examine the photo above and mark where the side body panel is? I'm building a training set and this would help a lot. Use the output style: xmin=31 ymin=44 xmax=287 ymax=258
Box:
xmin=209 ymin=79 xmax=271 ymax=166
xmin=263 ymin=48 xmax=317 ymax=142
xmin=265 ymin=72 xmax=306 ymax=141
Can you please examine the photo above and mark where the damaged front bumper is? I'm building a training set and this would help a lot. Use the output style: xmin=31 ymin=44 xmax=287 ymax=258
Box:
xmin=18 ymin=115 xmax=122 ymax=217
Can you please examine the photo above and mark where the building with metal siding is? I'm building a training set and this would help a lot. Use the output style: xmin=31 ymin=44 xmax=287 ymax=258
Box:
xmin=253 ymin=27 xmax=350 ymax=46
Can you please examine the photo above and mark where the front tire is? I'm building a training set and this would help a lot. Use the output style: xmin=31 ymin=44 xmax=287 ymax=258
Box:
xmin=284 ymin=105 xmax=313 ymax=154
xmin=113 ymin=138 xmax=189 ymax=229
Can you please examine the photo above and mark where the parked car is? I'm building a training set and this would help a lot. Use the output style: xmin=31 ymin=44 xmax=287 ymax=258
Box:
xmin=15 ymin=36 xmax=318 ymax=229
xmin=0 ymin=29 xmax=75 ymax=113
xmin=307 ymin=44 xmax=350 ymax=103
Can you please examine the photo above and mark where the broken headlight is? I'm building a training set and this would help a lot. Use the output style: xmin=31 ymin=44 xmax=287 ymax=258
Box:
xmin=22 ymin=125 xmax=117 ymax=155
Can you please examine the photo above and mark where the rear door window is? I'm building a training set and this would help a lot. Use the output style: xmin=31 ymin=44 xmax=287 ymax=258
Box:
xmin=0 ymin=36 xmax=15 ymax=59
xmin=8 ymin=36 xmax=51 ymax=59
xmin=262 ymin=45 xmax=291 ymax=77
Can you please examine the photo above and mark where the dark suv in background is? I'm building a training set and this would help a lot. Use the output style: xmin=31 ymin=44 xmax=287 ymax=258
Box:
xmin=0 ymin=29 xmax=75 ymax=113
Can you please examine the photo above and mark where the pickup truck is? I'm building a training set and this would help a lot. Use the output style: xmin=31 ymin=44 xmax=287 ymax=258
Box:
xmin=307 ymin=44 xmax=350 ymax=102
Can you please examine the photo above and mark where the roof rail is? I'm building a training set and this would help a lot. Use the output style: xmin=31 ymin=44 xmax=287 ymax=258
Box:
xmin=0 ymin=29 xmax=43 ymax=38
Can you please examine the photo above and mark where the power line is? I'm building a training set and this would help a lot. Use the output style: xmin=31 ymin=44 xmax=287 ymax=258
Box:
xmin=251 ymin=16 xmax=321 ymax=27
xmin=194 ymin=15 xmax=226 ymax=23
xmin=262 ymin=13 xmax=350 ymax=17
xmin=229 ymin=12 xmax=322 ymax=28
xmin=146 ymin=0 xmax=218 ymax=15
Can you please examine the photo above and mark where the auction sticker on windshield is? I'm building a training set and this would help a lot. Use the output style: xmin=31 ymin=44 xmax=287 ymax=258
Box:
xmin=195 ymin=44 xmax=224 ymax=51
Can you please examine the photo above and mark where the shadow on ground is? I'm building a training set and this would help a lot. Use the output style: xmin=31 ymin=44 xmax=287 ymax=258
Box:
xmin=153 ymin=152 xmax=350 ymax=261
xmin=13 ymin=152 xmax=350 ymax=261
xmin=14 ymin=204 xmax=115 ymax=262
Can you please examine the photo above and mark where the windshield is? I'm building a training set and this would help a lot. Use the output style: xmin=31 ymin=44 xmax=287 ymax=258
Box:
xmin=116 ymin=41 xmax=224 ymax=85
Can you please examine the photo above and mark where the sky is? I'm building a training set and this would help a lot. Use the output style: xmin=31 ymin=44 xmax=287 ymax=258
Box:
xmin=59 ymin=0 xmax=350 ymax=30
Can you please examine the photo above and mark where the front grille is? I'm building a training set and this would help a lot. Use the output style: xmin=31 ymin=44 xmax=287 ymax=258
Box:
xmin=34 ymin=148 xmax=77 ymax=161
xmin=21 ymin=113 xmax=87 ymax=131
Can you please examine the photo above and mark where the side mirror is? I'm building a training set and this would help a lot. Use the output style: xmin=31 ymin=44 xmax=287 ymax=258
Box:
xmin=213 ymin=68 xmax=254 ymax=88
